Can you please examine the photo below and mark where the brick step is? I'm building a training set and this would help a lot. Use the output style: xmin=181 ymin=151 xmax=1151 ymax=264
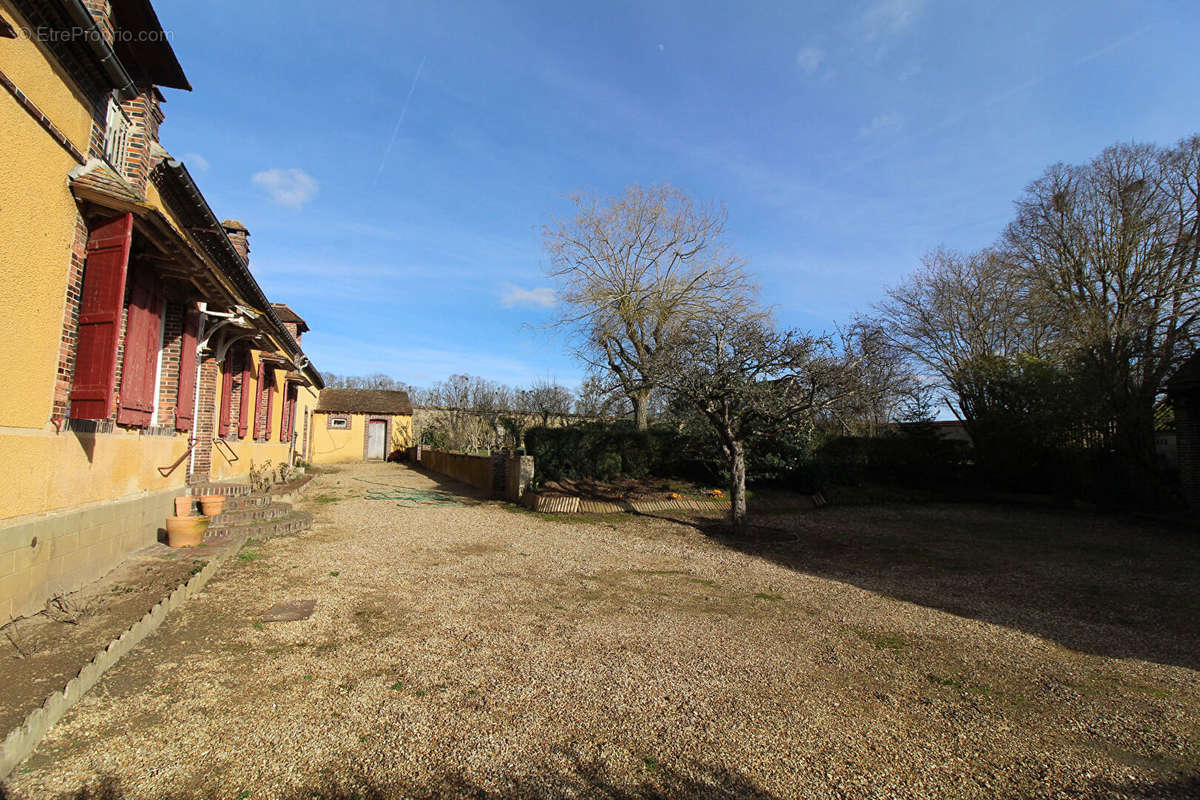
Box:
xmin=187 ymin=482 xmax=251 ymax=498
xmin=222 ymin=494 xmax=272 ymax=511
xmin=205 ymin=509 xmax=313 ymax=542
xmin=210 ymin=501 xmax=291 ymax=526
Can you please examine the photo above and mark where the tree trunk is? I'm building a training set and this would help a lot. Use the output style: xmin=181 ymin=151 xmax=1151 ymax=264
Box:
xmin=729 ymin=440 xmax=747 ymax=532
xmin=632 ymin=389 xmax=651 ymax=430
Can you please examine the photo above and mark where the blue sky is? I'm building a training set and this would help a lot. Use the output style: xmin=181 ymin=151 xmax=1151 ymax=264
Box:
xmin=152 ymin=0 xmax=1200 ymax=389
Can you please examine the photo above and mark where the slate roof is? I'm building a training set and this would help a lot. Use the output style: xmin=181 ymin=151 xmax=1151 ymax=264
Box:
xmin=317 ymin=389 xmax=413 ymax=415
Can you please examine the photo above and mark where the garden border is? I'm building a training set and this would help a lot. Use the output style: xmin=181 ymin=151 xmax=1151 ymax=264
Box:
xmin=0 ymin=528 xmax=251 ymax=778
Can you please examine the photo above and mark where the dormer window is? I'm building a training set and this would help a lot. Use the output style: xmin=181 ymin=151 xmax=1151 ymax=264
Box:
xmin=104 ymin=96 xmax=132 ymax=176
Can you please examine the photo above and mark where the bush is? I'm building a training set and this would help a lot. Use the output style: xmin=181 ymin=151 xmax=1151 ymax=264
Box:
xmin=817 ymin=427 xmax=968 ymax=490
xmin=525 ymin=422 xmax=692 ymax=483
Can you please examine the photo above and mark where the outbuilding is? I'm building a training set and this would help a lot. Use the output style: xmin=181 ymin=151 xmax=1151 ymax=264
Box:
xmin=311 ymin=389 xmax=413 ymax=464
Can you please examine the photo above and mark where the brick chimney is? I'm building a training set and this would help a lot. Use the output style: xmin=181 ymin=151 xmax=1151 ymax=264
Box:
xmin=221 ymin=220 xmax=250 ymax=263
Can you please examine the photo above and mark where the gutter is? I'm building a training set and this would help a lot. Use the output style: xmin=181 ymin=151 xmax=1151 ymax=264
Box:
xmin=62 ymin=0 xmax=139 ymax=101
xmin=157 ymin=159 xmax=325 ymax=390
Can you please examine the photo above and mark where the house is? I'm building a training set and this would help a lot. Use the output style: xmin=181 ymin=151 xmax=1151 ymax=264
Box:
xmin=0 ymin=0 xmax=322 ymax=623
xmin=312 ymin=390 xmax=414 ymax=464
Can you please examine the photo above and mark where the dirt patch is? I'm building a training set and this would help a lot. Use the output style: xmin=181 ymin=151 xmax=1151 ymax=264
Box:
xmin=0 ymin=542 xmax=217 ymax=734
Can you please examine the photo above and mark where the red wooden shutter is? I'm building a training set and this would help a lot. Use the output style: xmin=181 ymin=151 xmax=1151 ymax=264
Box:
xmin=282 ymin=386 xmax=296 ymax=442
xmin=253 ymin=362 xmax=266 ymax=440
xmin=237 ymin=349 xmax=252 ymax=438
xmin=116 ymin=266 xmax=161 ymax=427
xmin=218 ymin=350 xmax=234 ymax=436
xmin=265 ymin=373 xmax=275 ymax=441
xmin=71 ymin=214 xmax=133 ymax=419
xmin=175 ymin=310 xmax=200 ymax=432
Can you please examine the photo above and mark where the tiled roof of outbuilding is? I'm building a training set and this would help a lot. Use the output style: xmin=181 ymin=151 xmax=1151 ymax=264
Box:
xmin=317 ymin=389 xmax=413 ymax=416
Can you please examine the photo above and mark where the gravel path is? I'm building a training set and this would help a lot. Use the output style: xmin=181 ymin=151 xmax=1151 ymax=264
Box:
xmin=4 ymin=463 xmax=1198 ymax=799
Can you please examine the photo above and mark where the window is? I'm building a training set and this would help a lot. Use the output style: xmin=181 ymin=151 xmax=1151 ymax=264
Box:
xmin=327 ymin=415 xmax=350 ymax=430
xmin=104 ymin=96 xmax=132 ymax=176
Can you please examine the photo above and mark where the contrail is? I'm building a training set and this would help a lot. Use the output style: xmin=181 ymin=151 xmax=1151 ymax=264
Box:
xmin=374 ymin=56 xmax=427 ymax=185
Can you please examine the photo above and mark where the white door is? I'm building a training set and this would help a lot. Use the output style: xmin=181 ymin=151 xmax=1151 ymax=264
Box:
xmin=367 ymin=420 xmax=387 ymax=460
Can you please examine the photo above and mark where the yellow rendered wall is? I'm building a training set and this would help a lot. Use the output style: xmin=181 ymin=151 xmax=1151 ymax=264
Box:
xmin=310 ymin=413 xmax=413 ymax=464
xmin=0 ymin=90 xmax=83 ymax=429
xmin=0 ymin=429 xmax=190 ymax=522
xmin=0 ymin=2 xmax=97 ymax=152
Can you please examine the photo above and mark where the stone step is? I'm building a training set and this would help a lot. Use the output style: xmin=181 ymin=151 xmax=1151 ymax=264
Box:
xmin=205 ymin=510 xmax=313 ymax=542
xmin=210 ymin=501 xmax=291 ymax=526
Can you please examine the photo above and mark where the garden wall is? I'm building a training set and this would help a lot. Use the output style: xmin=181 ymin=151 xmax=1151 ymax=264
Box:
xmin=412 ymin=447 xmax=533 ymax=502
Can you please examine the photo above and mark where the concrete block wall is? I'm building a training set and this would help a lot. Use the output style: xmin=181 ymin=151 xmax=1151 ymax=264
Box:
xmin=0 ymin=487 xmax=176 ymax=624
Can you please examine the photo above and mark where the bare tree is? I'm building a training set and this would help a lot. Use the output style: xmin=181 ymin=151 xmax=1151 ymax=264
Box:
xmin=573 ymin=374 xmax=630 ymax=418
xmin=874 ymin=247 xmax=1051 ymax=420
xmin=824 ymin=321 xmax=923 ymax=437
xmin=666 ymin=313 xmax=859 ymax=532
xmin=1004 ymin=137 xmax=1200 ymax=463
xmin=523 ymin=378 xmax=574 ymax=426
xmin=544 ymin=183 xmax=755 ymax=429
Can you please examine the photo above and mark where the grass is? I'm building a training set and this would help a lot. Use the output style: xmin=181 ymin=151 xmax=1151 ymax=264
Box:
xmin=849 ymin=626 xmax=908 ymax=651
xmin=237 ymin=551 xmax=259 ymax=563
xmin=753 ymin=592 xmax=783 ymax=601
xmin=251 ymin=621 xmax=264 ymax=631
xmin=927 ymin=673 xmax=963 ymax=689
xmin=329 ymin=571 xmax=340 ymax=577
xmin=314 ymin=494 xmax=340 ymax=504
xmin=390 ymin=682 xmax=404 ymax=691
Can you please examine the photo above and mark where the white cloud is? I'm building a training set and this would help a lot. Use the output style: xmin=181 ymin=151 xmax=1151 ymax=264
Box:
xmin=500 ymin=285 xmax=556 ymax=310
xmin=858 ymin=112 xmax=903 ymax=138
xmin=251 ymin=168 xmax=320 ymax=209
xmin=861 ymin=0 xmax=924 ymax=42
xmin=795 ymin=46 xmax=825 ymax=75
xmin=183 ymin=153 xmax=210 ymax=171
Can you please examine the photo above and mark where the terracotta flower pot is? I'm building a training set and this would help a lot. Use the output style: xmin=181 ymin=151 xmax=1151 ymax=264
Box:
xmin=166 ymin=515 xmax=209 ymax=547
xmin=174 ymin=497 xmax=193 ymax=517
xmin=199 ymin=495 xmax=226 ymax=516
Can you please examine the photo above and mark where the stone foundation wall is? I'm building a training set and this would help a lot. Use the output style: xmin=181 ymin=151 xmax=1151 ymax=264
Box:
xmin=0 ymin=487 xmax=176 ymax=624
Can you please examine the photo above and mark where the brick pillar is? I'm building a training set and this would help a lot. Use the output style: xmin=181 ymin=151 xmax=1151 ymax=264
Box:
xmin=118 ymin=92 xmax=165 ymax=192
xmin=156 ymin=301 xmax=184 ymax=427
xmin=189 ymin=353 xmax=219 ymax=484
xmin=52 ymin=215 xmax=90 ymax=421
xmin=83 ymin=0 xmax=115 ymax=46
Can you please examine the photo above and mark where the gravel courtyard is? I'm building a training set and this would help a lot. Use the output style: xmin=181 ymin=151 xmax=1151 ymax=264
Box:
xmin=4 ymin=462 xmax=1198 ymax=799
